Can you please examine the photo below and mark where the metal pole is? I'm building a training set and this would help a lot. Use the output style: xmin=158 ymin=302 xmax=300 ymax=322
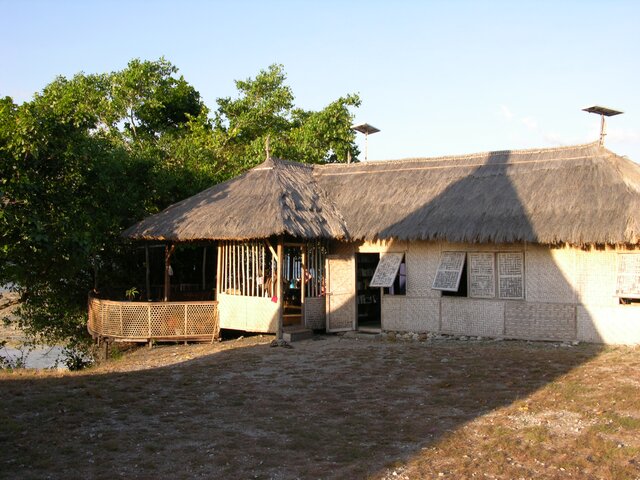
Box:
xmin=365 ymin=131 xmax=369 ymax=161
xmin=600 ymin=114 xmax=606 ymax=147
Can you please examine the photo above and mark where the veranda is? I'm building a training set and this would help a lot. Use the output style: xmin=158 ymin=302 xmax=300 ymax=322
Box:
xmin=87 ymin=238 xmax=327 ymax=345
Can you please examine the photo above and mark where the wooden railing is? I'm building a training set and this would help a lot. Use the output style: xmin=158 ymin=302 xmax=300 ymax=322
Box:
xmin=88 ymin=293 xmax=219 ymax=343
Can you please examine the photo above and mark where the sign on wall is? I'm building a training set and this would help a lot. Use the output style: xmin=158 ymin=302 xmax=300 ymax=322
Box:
xmin=370 ymin=253 xmax=404 ymax=288
xmin=616 ymin=254 xmax=640 ymax=298
xmin=469 ymin=252 xmax=496 ymax=298
xmin=432 ymin=251 xmax=466 ymax=291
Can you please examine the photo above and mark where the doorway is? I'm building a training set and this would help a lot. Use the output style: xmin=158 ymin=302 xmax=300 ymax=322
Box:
xmin=283 ymin=245 xmax=303 ymax=327
xmin=356 ymin=253 xmax=381 ymax=330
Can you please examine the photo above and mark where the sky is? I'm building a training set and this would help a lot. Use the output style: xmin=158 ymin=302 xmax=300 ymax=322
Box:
xmin=2 ymin=0 xmax=639 ymax=161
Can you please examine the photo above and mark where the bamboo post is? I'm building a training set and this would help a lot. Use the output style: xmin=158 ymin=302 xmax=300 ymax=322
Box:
xmin=163 ymin=244 xmax=175 ymax=301
xmin=261 ymin=243 xmax=265 ymax=297
xmin=301 ymin=244 xmax=307 ymax=326
xmin=202 ymin=247 xmax=207 ymax=291
xmin=216 ymin=242 xmax=222 ymax=301
xmin=277 ymin=237 xmax=284 ymax=340
xmin=147 ymin=304 xmax=152 ymax=348
xmin=233 ymin=242 xmax=237 ymax=294
xmin=251 ymin=242 xmax=258 ymax=297
xmin=145 ymin=245 xmax=151 ymax=301
xmin=243 ymin=242 xmax=248 ymax=296
xmin=184 ymin=304 xmax=188 ymax=344
xmin=223 ymin=241 xmax=228 ymax=293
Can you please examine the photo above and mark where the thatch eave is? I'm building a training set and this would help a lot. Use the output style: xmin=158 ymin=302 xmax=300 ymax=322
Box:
xmin=123 ymin=142 xmax=640 ymax=248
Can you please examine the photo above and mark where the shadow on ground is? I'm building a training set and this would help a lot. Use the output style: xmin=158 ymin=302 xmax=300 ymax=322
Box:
xmin=0 ymin=336 xmax=603 ymax=479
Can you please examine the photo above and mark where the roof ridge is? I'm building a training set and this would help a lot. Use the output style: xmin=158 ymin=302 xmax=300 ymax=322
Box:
xmin=315 ymin=141 xmax=602 ymax=169
xmin=269 ymin=160 xmax=289 ymax=235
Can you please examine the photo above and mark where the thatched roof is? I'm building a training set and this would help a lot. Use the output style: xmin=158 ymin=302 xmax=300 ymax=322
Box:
xmin=123 ymin=157 xmax=348 ymax=241
xmin=124 ymin=142 xmax=640 ymax=246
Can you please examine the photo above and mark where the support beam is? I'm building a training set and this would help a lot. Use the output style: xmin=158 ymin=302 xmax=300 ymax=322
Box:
xmin=145 ymin=245 xmax=151 ymax=301
xmin=202 ymin=247 xmax=207 ymax=291
xmin=276 ymin=237 xmax=284 ymax=340
xmin=163 ymin=244 xmax=176 ymax=301
xmin=301 ymin=244 xmax=307 ymax=327
xmin=216 ymin=243 xmax=222 ymax=301
xmin=265 ymin=239 xmax=278 ymax=260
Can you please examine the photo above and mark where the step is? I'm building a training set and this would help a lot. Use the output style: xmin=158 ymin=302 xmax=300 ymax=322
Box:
xmin=282 ymin=328 xmax=314 ymax=342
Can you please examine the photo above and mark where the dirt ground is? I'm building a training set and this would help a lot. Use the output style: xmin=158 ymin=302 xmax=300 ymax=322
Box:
xmin=1 ymin=334 xmax=640 ymax=479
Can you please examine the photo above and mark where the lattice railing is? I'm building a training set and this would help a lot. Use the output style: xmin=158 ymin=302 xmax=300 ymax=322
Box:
xmin=88 ymin=293 xmax=219 ymax=342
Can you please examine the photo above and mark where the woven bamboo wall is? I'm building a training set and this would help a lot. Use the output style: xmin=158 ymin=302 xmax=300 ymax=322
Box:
xmin=525 ymin=245 xmax=577 ymax=304
xmin=217 ymin=293 xmax=278 ymax=333
xmin=382 ymin=297 xmax=440 ymax=332
xmin=441 ymin=298 xmax=505 ymax=337
xmin=87 ymin=296 xmax=218 ymax=341
xmin=577 ymin=305 xmax=640 ymax=344
xmin=505 ymin=302 xmax=576 ymax=341
xmin=575 ymin=248 xmax=619 ymax=306
xmin=406 ymin=242 xmax=442 ymax=298
xmin=328 ymin=240 xmax=640 ymax=345
xmin=304 ymin=297 xmax=326 ymax=330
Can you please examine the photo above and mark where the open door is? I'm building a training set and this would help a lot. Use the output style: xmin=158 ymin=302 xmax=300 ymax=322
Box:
xmin=326 ymin=254 xmax=356 ymax=332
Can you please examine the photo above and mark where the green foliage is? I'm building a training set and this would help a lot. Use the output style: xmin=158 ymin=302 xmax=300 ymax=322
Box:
xmin=0 ymin=58 xmax=360 ymax=350
xmin=125 ymin=287 xmax=139 ymax=301
xmin=213 ymin=64 xmax=361 ymax=171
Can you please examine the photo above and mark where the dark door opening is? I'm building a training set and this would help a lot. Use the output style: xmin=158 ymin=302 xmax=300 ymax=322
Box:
xmin=356 ymin=253 xmax=381 ymax=330
xmin=283 ymin=245 xmax=303 ymax=327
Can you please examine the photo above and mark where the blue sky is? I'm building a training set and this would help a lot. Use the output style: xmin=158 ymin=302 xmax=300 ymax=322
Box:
xmin=2 ymin=0 xmax=639 ymax=161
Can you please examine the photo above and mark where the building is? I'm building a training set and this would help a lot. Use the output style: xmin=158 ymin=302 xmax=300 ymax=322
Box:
xmin=122 ymin=142 xmax=640 ymax=344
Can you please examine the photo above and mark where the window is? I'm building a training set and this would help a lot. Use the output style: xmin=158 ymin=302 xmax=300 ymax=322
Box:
xmin=497 ymin=252 xmax=524 ymax=300
xmin=370 ymin=253 xmax=406 ymax=295
xmin=384 ymin=256 xmax=406 ymax=295
xmin=433 ymin=251 xmax=524 ymax=300
xmin=442 ymin=259 xmax=468 ymax=297
xmin=468 ymin=252 xmax=495 ymax=298
xmin=616 ymin=254 xmax=640 ymax=304
xmin=432 ymin=252 xmax=466 ymax=292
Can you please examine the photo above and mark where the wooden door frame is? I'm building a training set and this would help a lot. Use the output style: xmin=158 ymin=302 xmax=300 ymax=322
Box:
xmin=325 ymin=253 xmax=356 ymax=332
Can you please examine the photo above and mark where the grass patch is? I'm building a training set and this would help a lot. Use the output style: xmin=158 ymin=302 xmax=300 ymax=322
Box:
xmin=1 ymin=338 xmax=639 ymax=479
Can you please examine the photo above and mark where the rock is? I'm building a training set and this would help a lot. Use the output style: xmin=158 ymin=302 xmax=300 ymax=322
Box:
xmin=269 ymin=339 xmax=293 ymax=349
xmin=418 ymin=333 xmax=428 ymax=341
xmin=459 ymin=336 xmax=468 ymax=341
xmin=440 ymin=357 xmax=449 ymax=363
xmin=387 ymin=331 xmax=397 ymax=340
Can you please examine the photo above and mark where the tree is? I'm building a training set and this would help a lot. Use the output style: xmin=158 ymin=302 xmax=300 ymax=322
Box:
xmin=0 ymin=60 xmax=209 ymax=346
xmin=212 ymin=64 xmax=361 ymax=172
xmin=0 ymin=59 xmax=360 ymax=352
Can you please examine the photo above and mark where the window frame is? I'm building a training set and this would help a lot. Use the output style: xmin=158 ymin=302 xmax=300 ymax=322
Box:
xmin=433 ymin=251 xmax=525 ymax=300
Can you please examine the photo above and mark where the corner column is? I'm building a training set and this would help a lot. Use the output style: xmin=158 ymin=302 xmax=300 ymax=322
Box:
xmin=277 ymin=237 xmax=284 ymax=340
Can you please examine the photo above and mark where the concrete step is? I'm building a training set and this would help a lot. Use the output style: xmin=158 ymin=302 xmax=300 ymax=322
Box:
xmin=342 ymin=330 xmax=381 ymax=341
xmin=282 ymin=327 xmax=314 ymax=342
